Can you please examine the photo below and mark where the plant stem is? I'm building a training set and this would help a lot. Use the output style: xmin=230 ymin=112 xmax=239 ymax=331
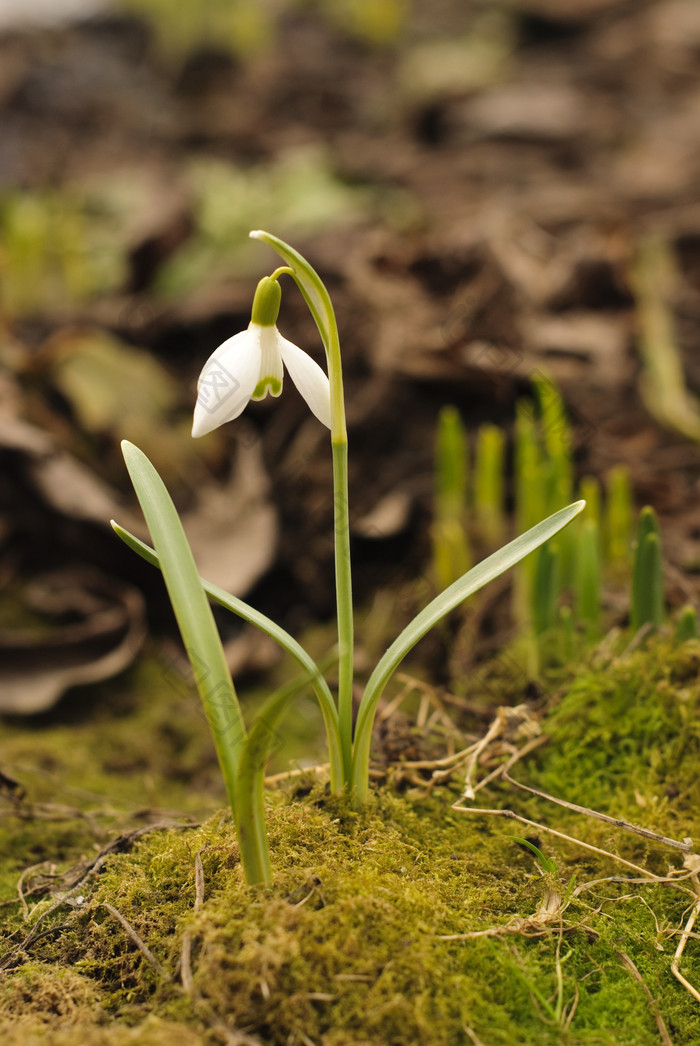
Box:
xmin=326 ymin=296 xmax=353 ymax=787
xmin=249 ymin=231 xmax=354 ymax=784
xmin=333 ymin=437 xmax=354 ymax=784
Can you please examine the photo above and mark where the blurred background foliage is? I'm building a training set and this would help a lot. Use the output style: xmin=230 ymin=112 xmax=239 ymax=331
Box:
xmin=116 ymin=0 xmax=412 ymax=55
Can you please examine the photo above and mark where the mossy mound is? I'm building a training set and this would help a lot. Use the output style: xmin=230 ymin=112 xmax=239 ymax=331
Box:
xmin=2 ymin=636 xmax=700 ymax=1044
xmin=535 ymin=637 xmax=700 ymax=831
xmin=5 ymin=792 xmax=686 ymax=1046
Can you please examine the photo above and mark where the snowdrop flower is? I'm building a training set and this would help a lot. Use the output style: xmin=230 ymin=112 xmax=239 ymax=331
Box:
xmin=192 ymin=274 xmax=331 ymax=437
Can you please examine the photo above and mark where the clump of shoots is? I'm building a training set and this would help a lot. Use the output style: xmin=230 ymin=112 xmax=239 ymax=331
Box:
xmin=114 ymin=232 xmax=584 ymax=884
xmin=432 ymin=412 xmax=507 ymax=587
xmin=430 ymin=375 xmax=698 ymax=676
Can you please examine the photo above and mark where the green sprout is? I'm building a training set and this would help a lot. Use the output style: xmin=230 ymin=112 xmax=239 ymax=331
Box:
xmin=116 ymin=0 xmax=407 ymax=58
xmin=432 ymin=405 xmax=471 ymax=589
xmin=605 ymin=464 xmax=634 ymax=571
xmin=474 ymin=422 xmax=506 ymax=550
xmin=676 ymin=605 xmax=699 ymax=642
xmin=630 ymin=506 xmax=665 ymax=635
xmin=113 ymin=232 xmax=584 ymax=885
xmin=574 ymin=489 xmax=601 ymax=635
xmin=508 ymin=836 xmax=558 ymax=877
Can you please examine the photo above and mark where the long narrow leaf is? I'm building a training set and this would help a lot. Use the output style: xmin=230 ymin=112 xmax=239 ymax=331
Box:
xmin=352 ymin=500 xmax=585 ymax=798
xmin=111 ymin=520 xmax=344 ymax=791
xmin=120 ymin=441 xmax=246 ymax=812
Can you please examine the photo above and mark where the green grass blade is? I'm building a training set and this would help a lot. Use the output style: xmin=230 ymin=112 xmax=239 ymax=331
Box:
xmin=352 ymin=499 xmax=586 ymax=800
xmin=578 ymin=476 xmax=601 ymax=528
xmin=513 ymin=400 xmax=544 ymax=627
xmin=111 ymin=520 xmax=344 ymax=792
xmin=435 ymin=405 xmax=468 ymax=518
xmin=532 ymin=540 xmax=561 ymax=674
xmin=119 ymin=440 xmax=246 ymax=814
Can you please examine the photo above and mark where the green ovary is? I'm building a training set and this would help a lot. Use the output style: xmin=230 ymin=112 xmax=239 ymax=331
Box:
xmin=253 ymin=375 xmax=283 ymax=399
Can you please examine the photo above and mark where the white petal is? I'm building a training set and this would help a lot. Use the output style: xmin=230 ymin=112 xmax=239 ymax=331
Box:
xmin=277 ymin=335 xmax=331 ymax=428
xmin=192 ymin=326 xmax=262 ymax=438
xmin=251 ymin=325 xmax=284 ymax=400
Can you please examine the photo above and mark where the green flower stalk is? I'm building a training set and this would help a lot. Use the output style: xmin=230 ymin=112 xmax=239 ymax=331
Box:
xmin=114 ymin=231 xmax=586 ymax=883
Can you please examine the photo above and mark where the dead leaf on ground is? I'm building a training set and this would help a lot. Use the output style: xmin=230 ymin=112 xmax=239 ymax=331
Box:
xmin=0 ymin=416 xmax=133 ymax=526
xmin=181 ymin=437 xmax=277 ymax=596
xmin=0 ymin=567 xmax=146 ymax=714
xmin=353 ymin=490 xmax=412 ymax=539
xmin=42 ymin=326 xmax=196 ymax=483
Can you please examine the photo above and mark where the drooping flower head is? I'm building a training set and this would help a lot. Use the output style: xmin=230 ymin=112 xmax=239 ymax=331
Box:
xmin=192 ymin=273 xmax=331 ymax=438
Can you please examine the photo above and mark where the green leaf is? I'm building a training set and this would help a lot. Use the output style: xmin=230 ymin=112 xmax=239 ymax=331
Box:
xmin=508 ymin=836 xmax=558 ymax=875
xmin=111 ymin=519 xmax=344 ymax=792
xmin=352 ymin=500 xmax=585 ymax=799
xmin=119 ymin=441 xmax=246 ymax=813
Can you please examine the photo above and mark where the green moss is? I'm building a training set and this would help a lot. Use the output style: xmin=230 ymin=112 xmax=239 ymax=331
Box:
xmin=43 ymin=793 xmax=540 ymax=1043
xmin=3 ymin=636 xmax=700 ymax=1042
xmin=533 ymin=637 xmax=700 ymax=831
